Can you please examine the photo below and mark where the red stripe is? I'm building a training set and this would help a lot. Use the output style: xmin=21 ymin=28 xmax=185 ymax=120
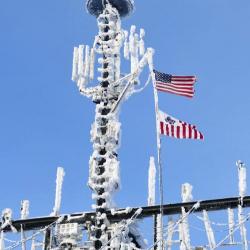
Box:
xmin=156 ymin=87 xmax=194 ymax=95
xmin=172 ymin=75 xmax=196 ymax=79
xmin=160 ymin=122 xmax=164 ymax=134
xmin=194 ymin=129 xmax=198 ymax=139
xmin=171 ymin=79 xmax=195 ymax=83
xmin=156 ymin=86 xmax=194 ymax=94
xmin=188 ymin=125 xmax=192 ymax=138
xmin=182 ymin=124 xmax=186 ymax=138
xmin=166 ymin=124 xmax=169 ymax=136
xmin=171 ymin=125 xmax=175 ymax=137
xmin=177 ymin=126 xmax=180 ymax=138
xmin=200 ymin=133 xmax=204 ymax=140
xmin=156 ymin=81 xmax=194 ymax=87
xmin=156 ymin=83 xmax=194 ymax=90
xmin=156 ymin=88 xmax=194 ymax=98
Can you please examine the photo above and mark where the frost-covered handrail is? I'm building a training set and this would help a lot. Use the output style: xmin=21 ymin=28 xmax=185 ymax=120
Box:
xmin=146 ymin=202 xmax=201 ymax=250
xmin=3 ymin=216 xmax=64 ymax=250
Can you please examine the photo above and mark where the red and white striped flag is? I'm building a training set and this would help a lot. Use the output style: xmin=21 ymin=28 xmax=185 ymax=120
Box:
xmin=154 ymin=70 xmax=196 ymax=98
xmin=158 ymin=110 xmax=204 ymax=140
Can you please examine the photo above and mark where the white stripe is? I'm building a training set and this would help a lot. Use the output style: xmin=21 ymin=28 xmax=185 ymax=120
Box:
xmin=174 ymin=125 xmax=178 ymax=138
xmin=156 ymin=82 xmax=194 ymax=88
xmin=156 ymin=87 xmax=194 ymax=97
xmin=179 ymin=124 xmax=184 ymax=139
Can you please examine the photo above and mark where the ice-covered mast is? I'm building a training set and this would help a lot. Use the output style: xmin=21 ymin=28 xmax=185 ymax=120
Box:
xmin=72 ymin=0 xmax=152 ymax=248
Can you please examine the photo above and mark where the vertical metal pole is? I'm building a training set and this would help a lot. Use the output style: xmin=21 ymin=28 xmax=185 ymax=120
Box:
xmin=148 ymin=49 xmax=164 ymax=249
xmin=154 ymin=215 xmax=158 ymax=250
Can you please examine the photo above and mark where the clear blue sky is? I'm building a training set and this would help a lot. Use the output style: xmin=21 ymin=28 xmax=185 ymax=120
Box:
xmin=1 ymin=0 xmax=250 ymax=247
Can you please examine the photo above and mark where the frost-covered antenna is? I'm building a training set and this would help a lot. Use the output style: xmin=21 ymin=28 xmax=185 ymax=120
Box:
xmin=52 ymin=167 xmax=65 ymax=216
xmin=20 ymin=200 xmax=29 ymax=220
xmin=237 ymin=160 xmax=248 ymax=249
xmin=179 ymin=183 xmax=192 ymax=250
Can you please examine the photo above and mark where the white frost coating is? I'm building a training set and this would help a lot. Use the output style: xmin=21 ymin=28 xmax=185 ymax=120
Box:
xmin=129 ymin=25 xmax=139 ymax=75
xmin=166 ymin=216 xmax=174 ymax=250
xmin=203 ymin=210 xmax=216 ymax=249
xmin=123 ymin=30 xmax=129 ymax=59
xmin=181 ymin=183 xmax=193 ymax=203
xmin=238 ymin=205 xmax=248 ymax=250
xmin=148 ymin=156 xmax=156 ymax=206
xmin=181 ymin=207 xmax=191 ymax=250
xmin=89 ymin=48 xmax=95 ymax=80
xmin=178 ymin=222 xmax=185 ymax=250
xmin=227 ymin=208 xmax=235 ymax=244
xmin=0 ymin=231 xmax=4 ymax=250
xmin=52 ymin=167 xmax=65 ymax=216
xmin=31 ymin=238 xmax=36 ymax=250
xmin=20 ymin=200 xmax=29 ymax=219
xmin=139 ymin=28 xmax=145 ymax=56
xmin=129 ymin=25 xmax=136 ymax=54
xmin=72 ymin=47 xmax=79 ymax=81
xmin=156 ymin=214 xmax=163 ymax=250
xmin=77 ymin=45 xmax=85 ymax=77
xmin=84 ymin=45 xmax=90 ymax=79
xmin=237 ymin=160 xmax=247 ymax=202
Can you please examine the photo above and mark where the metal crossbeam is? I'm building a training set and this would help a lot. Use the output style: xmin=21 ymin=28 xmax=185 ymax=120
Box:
xmin=2 ymin=196 xmax=250 ymax=233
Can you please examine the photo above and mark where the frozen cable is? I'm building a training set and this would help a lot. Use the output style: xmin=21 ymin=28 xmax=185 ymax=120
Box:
xmin=212 ymin=212 xmax=250 ymax=249
xmin=147 ymin=201 xmax=201 ymax=250
xmin=4 ymin=217 xmax=63 ymax=250
xmin=130 ymin=74 xmax=151 ymax=95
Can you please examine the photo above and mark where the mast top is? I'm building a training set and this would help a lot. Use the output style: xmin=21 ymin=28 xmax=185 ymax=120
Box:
xmin=86 ymin=0 xmax=134 ymax=18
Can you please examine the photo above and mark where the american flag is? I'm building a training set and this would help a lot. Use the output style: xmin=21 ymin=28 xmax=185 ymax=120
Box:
xmin=158 ymin=110 xmax=204 ymax=140
xmin=153 ymin=70 xmax=196 ymax=98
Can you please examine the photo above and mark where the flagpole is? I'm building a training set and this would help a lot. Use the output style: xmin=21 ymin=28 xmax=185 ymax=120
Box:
xmin=148 ymin=48 xmax=164 ymax=249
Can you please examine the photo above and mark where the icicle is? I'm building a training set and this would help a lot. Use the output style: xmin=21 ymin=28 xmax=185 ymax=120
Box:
xmin=89 ymin=48 xmax=95 ymax=80
xmin=72 ymin=47 xmax=79 ymax=81
xmin=238 ymin=205 xmax=248 ymax=250
xmin=181 ymin=183 xmax=193 ymax=203
xmin=84 ymin=45 xmax=90 ymax=79
xmin=0 ymin=231 xmax=4 ymax=250
xmin=156 ymin=214 xmax=163 ymax=250
xmin=166 ymin=216 xmax=174 ymax=250
xmin=203 ymin=210 xmax=216 ymax=249
xmin=52 ymin=167 xmax=65 ymax=216
xmin=20 ymin=200 xmax=29 ymax=220
xmin=237 ymin=160 xmax=247 ymax=204
xmin=228 ymin=208 xmax=235 ymax=244
xmin=77 ymin=45 xmax=85 ymax=77
xmin=139 ymin=28 xmax=145 ymax=56
xmin=148 ymin=157 xmax=156 ymax=206
xmin=124 ymin=30 xmax=129 ymax=59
